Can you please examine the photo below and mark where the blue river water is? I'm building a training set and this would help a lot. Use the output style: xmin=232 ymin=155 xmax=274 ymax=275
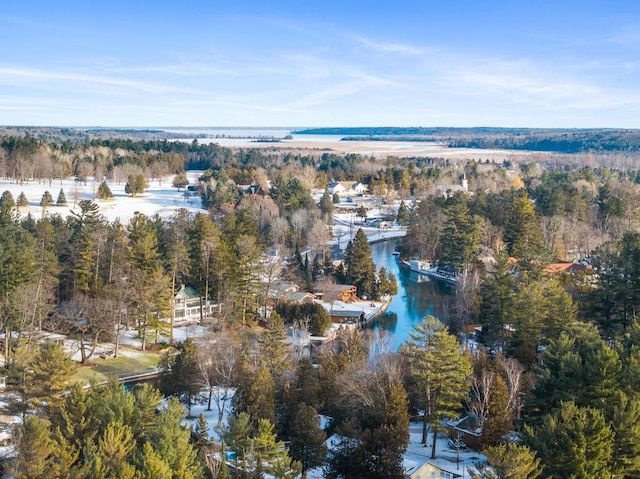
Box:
xmin=369 ymin=239 xmax=452 ymax=350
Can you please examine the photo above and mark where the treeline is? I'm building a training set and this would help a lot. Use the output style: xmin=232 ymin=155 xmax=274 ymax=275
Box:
xmin=296 ymin=126 xmax=640 ymax=153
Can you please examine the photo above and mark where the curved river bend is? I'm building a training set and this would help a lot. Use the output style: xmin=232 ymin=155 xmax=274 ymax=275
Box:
xmin=369 ymin=239 xmax=451 ymax=349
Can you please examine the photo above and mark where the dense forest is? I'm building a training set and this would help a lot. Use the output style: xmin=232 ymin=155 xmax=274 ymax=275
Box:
xmin=3 ymin=131 xmax=640 ymax=477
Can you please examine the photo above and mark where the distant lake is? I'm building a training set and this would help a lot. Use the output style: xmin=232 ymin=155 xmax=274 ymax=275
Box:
xmin=369 ymin=239 xmax=451 ymax=350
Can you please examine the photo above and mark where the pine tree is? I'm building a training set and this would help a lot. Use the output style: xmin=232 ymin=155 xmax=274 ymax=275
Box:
xmin=0 ymin=190 xmax=15 ymax=208
xmin=478 ymin=253 xmax=515 ymax=351
xmin=343 ymin=228 xmax=377 ymax=299
xmin=40 ymin=190 xmax=54 ymax=208
xmin=147 ymin=397 xmax=203 ymax=479
xmin=218 ymin=442 xmax=230 ymax=479
xmin=289 ymin=403 xmax=327 ymax=478
xmin=234 ymin=365 xmax=276 ymax=427
xmin=26 ymin=342 xmax=77 ymax=410
xmin=439 ymin=200 xmax=484 ymax=274
xmin=95 ymin=421 xmax=137 ymax=479
xmin=96 ymin=181 xmax=113 ymax=200
xmin=161 ymin=338 xmax=202 ymax=417
xmin=319 ymin=189 xmax=334 ymax=223
xmin=192 ymin=412 xmax=210 ymax=449
xmin=56 ymin=188 xmax=68 ymax=206
xmin=482 ymin=374 xmax=512 ymax=447
xmin=16 ymin=191 xmax=28 ymax=207
xmin=396 ymin=200 xmax=409 ymax=225
xmin=259 ymin=311 xmax=290 ymax=379
xmin=222 ymin=412 xmax=252 ymax=470
xmin=137 ymin=442 xmax=173 ymax=479
xmin=611 ymin=394 xmax=640 ymax=476
xmin=504 ymin=191 xmax=543 ymax=260
xmin=408 ymin=320 xmax=473 ymax=458
xmin=469 ymin=443 xmax=542 ymax=479
xmin=525 ymin=401 xmax=614 ymax=479
xmin=69 ymin=200 xmax=106 ymax=295
xmin=9 ymin=415 xmax=55 ymax=479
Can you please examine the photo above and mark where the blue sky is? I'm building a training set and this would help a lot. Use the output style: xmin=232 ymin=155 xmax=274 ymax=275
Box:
xmin=1 ymin=0 xmax=639 ymax=128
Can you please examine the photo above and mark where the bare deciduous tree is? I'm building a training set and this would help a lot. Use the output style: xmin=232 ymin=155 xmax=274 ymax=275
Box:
xmin=197 ymin=332 xmax=242 ymax=424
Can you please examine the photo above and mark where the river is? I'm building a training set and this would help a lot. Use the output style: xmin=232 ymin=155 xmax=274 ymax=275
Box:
xmin=369 ymin=239 xmax=451 ymax=350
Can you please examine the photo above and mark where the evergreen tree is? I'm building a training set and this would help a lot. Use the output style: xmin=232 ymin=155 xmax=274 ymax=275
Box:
xmin=127 ymin=212 xmax=171 ymax=350
xmin=610 ymin=394 xmax=640 ymax=477
xmin=125 ymin=173 xmax=147 ymax=196
xmin=319 ymin=189 xmax=334 ymax=223
xmin=69 ymin=199 xmax=106 ymax=296
xmin=332 ymin=192 xmax=340 ymax=204
xmin=161 ymin=338 xmax=202 ymax=417
xmin=343 ymin=228 xmax=377 ymax=299
xmin=218 ymin=442 xmax=230 ymax=479
xmin=147 ymin=397 xmax=203 ymax=478
xmin=40 ymin=190 xmax=54 ymax=208
xmin=26 ymin=342 xmax=77 ymax=410
xmin=478 ymin=253 xmax=515 ymax=351
xmin=0 ymin=190 xmax=15 ymax=209
xmin=525 ymin=401 xmax=614 ymax=479
xmin=137 ymin=442 xmax=173 ymax=479
xmin=396 ymin=200 xmax=410 ymax=225
xmin=94 ymin=421 xmax=137 ymax=479
xmin=288 ymin=403 xmax=327 ymax=478
xmin=259 ymin=311 xmax=290 ymax=379
xmin=407 ymin=318 xmax=472 ymax=458
xmin=482 ymin=374 xmax=512 ymax=446
xmin=503 ymin=191 xmax=544 ymax=260
xmin=376 ymin=266 xmax=398 ymax=297
xmin=96 ymin=181 xmax=113 ymax=200
xmin=16 ymin=191 xmax=28 ymax=207
xmin=469 ymin=443 xmax=542 ymax=479
xmin=9 ymin=415 xmax=55 ymax=479
xmin=192 ymin=412 xmax=210 ymax=449
xmin=222 ymin=412 xmax=253 ymax=471
xmin=56 ymin=188 xmax=68 ymax=206
xmin=233 ymin=364 xmax=276 ymax=427
xmin=439 ymin=200 xmax=484 ymax=273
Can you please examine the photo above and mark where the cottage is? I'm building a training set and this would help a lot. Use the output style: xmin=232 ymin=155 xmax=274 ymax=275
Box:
xmin=322 ymin=284 xmax=357 ymax=303
xmin=237 ymin=183 xmax=268 ymax=196
xmin=446 ymin=415 xmax=483 ymax=450
xmin=327 ymin=181 xmax=368 ymax=196
xmin=173 ymin=284 xmax=217 ymax=322
xmin=404 ymin=459 xmax=462 ymax=479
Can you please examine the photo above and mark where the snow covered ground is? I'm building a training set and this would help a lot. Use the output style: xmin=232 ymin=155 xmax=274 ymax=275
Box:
xmin=0 ymin=170 xmax=207 ymax=224
xmin=182 ymin=391 xmax=487 ymax=479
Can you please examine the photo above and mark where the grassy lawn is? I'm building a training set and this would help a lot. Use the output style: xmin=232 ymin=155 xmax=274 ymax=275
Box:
xmin=72 ymin=349 xmax=163 ymax=385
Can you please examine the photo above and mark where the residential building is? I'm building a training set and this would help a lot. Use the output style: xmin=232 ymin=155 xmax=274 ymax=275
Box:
xmin=173 ymin=284 xmax=217 ymax=322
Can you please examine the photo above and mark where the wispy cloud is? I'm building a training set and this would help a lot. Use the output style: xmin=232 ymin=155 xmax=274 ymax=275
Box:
xmin=440 ymin=56 xmax=640 ymax=110
xmin=103 ymin=64 xmax=241 ymax=77
xmin=350 ymin=35 xmax=424 ymax=55
xmin=0 ymin=66 xmax=203 ymax=95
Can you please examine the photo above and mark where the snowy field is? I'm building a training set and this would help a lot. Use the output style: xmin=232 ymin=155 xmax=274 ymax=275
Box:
xmin=0 ymin=171 xmax=207 ymax=224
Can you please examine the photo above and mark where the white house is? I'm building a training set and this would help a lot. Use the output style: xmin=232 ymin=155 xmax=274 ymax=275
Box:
xmin=327 ymin=181 xmax=368 ymax=196
xmin=434 ymin=174 xmax=469 ymax=198
xmin=173 ymin=284 xmax=217 ymax=322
